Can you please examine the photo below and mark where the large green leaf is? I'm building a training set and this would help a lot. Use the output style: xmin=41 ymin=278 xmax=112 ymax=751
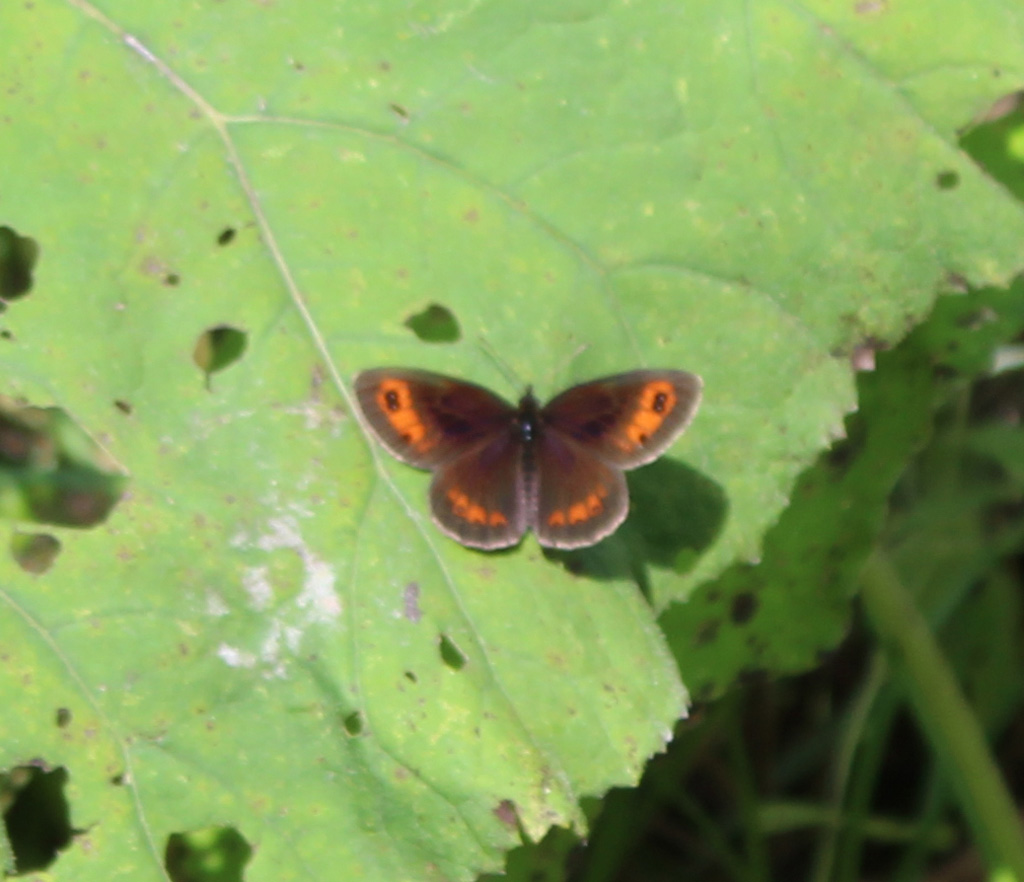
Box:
xmin=2 ymin=1 xmax=1024 ymax=880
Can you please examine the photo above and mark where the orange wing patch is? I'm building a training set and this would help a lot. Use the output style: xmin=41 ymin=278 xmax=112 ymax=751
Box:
xmin=375 ymin=378 xmax=437 ymax=453
xmin=618 ymin=380 xmax=678 ymax=451
xmin=446 ymin=487 xmax=509 ymax=527
xmin=547 ymin=484 xmax=608 ymax=527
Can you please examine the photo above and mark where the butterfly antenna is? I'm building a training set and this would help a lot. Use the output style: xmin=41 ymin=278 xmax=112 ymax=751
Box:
xmin=547 ymin=342 xmax=590 ymax=385
xmin=477 ymin=336 xmax=525 ymax=391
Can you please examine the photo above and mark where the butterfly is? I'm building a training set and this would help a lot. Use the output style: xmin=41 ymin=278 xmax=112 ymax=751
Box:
xmin=354 ymin=368 xmax=702 ymax=550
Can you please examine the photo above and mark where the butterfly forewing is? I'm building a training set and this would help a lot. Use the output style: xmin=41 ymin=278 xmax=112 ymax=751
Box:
xmin=532 ymin=431 xmax=629 ymax=549
xmin=541 ymin=370 xmax=702 ymax=469
xmin=355 ymin=368 xmax=516 ymax=468
xmin=430 ymin=434 xmax=529 ymax=549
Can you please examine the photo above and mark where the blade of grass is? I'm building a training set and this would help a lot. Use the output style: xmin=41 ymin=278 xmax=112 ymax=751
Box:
xmin=860 ymin=549 xmax=1024 ymax=881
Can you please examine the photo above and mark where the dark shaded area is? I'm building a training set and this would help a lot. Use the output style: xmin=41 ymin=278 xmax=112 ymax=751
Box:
xmin=546 ymin=457 xmax=727 ymax=590
xmin=486 ymin=600 xmax=1024 ymax=881
xmin=216 ymin=227 xmax=236 ymax=246
xmin=729 ymin=592 xmax=758 ymax=625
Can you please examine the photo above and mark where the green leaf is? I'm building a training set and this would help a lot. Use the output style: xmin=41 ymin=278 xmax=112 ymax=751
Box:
xmin=663 ymin=283 xmax=1024 ymax=699
xmin=2 ymin=2 xmax=1024 ymax=880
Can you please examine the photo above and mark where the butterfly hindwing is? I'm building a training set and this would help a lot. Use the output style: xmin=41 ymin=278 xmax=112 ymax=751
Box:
xmin=430 ymin=433 xmax=530 ymax=549
xmin=540 ymin=370 xmax=702 ymax=469
xmin=532 ymin=430 xmax=628 ymax=549
xmin=355 ymin=368 xmax=516 ymax=468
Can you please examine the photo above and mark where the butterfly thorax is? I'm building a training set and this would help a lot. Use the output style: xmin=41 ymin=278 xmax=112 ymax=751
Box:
xmin=515 ymin=388 xmax=541 ymax=445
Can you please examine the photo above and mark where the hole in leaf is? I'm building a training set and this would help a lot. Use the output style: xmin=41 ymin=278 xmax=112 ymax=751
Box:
xmin=165 ymin=826 xmax=252 ymax=882
xmin=404 ymin=303 xmax=460 ymax=343
xmin=2 ymin=765 xmax=74 ymax=874
xmin=11 ymin=532 xmax=61 ymax=574
xmin=342 ymin=711 xmax=363 ymax=736
xmin=55 ymin=708 xmax=71 ymax=728
xmin=193 ymin=325 xmax=247 ymax=385
xmin=0 ymin=396 xmax=128 ymax=528
xmin=439 ymin=634 xmax=467 ymax=670
xmin=936 ymin=170 xmax=959 ymax=190
xmin=216 ymin=227 xmax=236 ymax=246
xmin=0 ymin=225 xmax=39 ymax=303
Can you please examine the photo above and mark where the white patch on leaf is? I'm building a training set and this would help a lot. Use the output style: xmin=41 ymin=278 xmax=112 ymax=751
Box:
xmin=242 ymin=565 xmax=273 ymax=610
xmin=206 ymin=592 xmax=229 ymax=617
xmin=218 ymin=644 xmax=256 ymax=668
xmin=218 ymin=512 xmax=341 ymax=678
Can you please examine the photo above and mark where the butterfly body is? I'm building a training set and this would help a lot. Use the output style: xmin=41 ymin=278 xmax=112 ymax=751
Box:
xmin=355 ymin=368 xmax=702 ymax=550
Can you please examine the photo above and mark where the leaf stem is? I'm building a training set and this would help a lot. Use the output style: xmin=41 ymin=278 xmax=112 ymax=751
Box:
xmin=859 ymin=549 xmax=1024 ymax=880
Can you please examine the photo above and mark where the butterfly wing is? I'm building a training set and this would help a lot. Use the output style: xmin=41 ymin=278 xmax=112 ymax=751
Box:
xmin=532 ymin=430 xmax=628 ymax=549
xmin=355 ymin=368 xmax=516 ymax=469
xmin=430 ymin=434 xmax=530 ymax=550
xmin=540 ymin=370 xmax=702 ymax=469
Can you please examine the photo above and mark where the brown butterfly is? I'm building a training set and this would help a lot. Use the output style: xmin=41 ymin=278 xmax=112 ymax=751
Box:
xmin=354 ymin=368 xmax=702 ymax=550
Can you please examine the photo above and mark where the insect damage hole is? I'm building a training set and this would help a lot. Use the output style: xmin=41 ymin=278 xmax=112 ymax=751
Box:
xmin=438 ymin=634 xmax=467 ymax=670
xmin=165 ymin=827 xmax=252 ymax=882
xmin=193 ymin=325 xmax=247 ymax=386
xmin=342 ymin=711 xmax=364 ymax=736
xmin=11 ymin=532 xmax=61 ymax=574
xmin=3 ymin=764 xmax=74 ymax=874
xmin=0 ymin=225 xmax=39 ymax=304
xmin=0 ymin=397 xmax=128 ymax=528
xmin=404 ymin=303 xmax=460 ymax=343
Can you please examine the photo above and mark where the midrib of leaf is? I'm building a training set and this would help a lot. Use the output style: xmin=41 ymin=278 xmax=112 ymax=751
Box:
xmin=65 ymin=0 xmax=591 ymax=822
